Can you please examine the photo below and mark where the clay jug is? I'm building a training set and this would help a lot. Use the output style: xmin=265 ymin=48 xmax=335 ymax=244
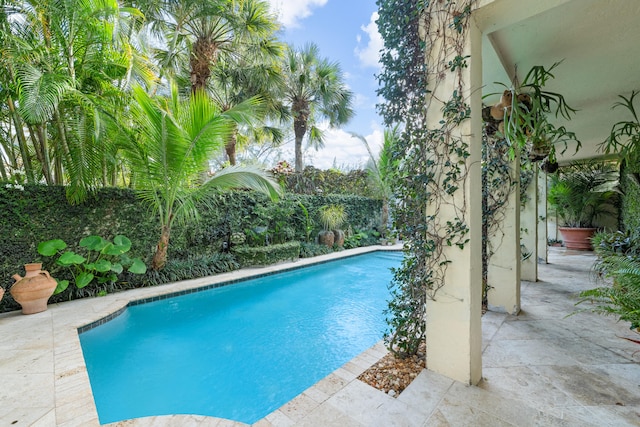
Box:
xmin=10 ymin=263 xmax=57 ymax=314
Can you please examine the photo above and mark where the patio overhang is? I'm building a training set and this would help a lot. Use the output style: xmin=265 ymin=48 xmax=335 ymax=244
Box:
xmin=475 ymin=0 xmax=640 ymax=163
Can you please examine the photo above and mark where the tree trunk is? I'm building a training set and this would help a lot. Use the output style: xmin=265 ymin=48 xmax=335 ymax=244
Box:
xmin=152 ymin=225 xmax=171 ymax=270
xmin=225 ymin=128 xmax=238 ymax=165
xmin=28 ymin=123 xmax=53 ymax=184
xmin=34 ymin=124 xmax=56 ymax=184
xmin=0 ymin=152 xmax=7 ymax=181
xmin=294 ymin=116 xmax=307 ymax=173
xmin=381 ymin=197 xmax=389 ymax=237
xmin=7 ymin=96 xmax=35 ymax=183
xmin=190 ymin=37 xmax=217 ymax=94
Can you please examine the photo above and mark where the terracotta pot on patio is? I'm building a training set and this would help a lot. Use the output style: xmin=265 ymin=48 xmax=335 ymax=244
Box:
xmin=0 ymin=287 xmax=4 ymax=303
xmin=558 ymin=227 xmax=597 ymax=251
xmin=10 ymin=263 xmax=57 ymax=315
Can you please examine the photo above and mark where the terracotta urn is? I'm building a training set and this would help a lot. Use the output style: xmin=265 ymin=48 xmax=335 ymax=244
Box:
xmin=318 ymin=230 xmax=335 ymax=247
xmin=10 ymin=263 xmax=57 ymax=314
xmin=0 ymin=287 xmax=4 ymax=303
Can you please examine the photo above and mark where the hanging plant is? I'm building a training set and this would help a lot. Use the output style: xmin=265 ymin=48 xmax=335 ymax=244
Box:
xmin=483 ymin=62 xmax=581 ymax=165
xmin=599 ymin=90 xmax=640 ymax=161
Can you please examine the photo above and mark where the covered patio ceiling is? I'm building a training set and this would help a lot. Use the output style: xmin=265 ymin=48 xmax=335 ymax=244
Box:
xmin=475 ymin=0 xmax=640 ymax=164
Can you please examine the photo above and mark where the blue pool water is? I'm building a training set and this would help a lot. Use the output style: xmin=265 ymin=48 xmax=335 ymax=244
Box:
xmin=79 ymin=251 xmax=402 ymax=424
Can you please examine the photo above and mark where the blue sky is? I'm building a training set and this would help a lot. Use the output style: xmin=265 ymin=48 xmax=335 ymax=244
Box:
xmin=266 ymin=0 xmax=383 ymax=169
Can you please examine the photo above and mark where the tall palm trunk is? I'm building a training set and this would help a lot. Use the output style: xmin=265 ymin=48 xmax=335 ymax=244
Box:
xmin=7 ymin=96 xmax=35 ymax=183
xmin=28 ymin=123 xmax=54 ymax=184
xmin=152 ymin=224 xmax=171 ymax=270
xmin=293 ymin=114 xmax=307 ymax=173
xmin=224 ymin=126 xmax=238 ymax=165
xmin=381 ymin=197 xmax=389 ymax=237
xmin=0 ymin=152 xmax=7 ymax=180
xmin=190 ymin=37 xmax=218 ymax=93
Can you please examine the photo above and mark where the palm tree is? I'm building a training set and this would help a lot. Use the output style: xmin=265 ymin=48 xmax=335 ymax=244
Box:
xmin=139 ymin=0 xmax=279 ymax=94
xmin=208 ymin=46 xmax=287 ymax=165
xmin=2 ymin=0 xmax=152 ymax=200
xmin=281 ymin=43 xmax=354 ymax=172
xmin=123 ymin=83 xmax=281 ymax=270
xmin=352 ymin=126 xmax=399 ymax=236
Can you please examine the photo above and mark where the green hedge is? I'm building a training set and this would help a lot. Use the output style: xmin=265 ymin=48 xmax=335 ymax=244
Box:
xmin=1 ymin=184 xmax=381 ymax=311
xmin=232 ymin=242 xmax=301 ymax=267
xmin=621 ymin=152 xmax=640 ymax=232
xmin=273 ymin=166 xmax=376 ymax=197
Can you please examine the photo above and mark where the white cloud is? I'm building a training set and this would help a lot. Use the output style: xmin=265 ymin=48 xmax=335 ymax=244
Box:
xmin=264 ymin=123 xmax=384 ymax=171
xmin=355 ymin=12 xmax=383 ymax=69
xmin=267 ymin=0 xmax=328 ymax=28
xmin=307 ymin=125 xmax=384 ymax=170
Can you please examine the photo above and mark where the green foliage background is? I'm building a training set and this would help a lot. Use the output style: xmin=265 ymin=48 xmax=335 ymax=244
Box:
xmin=620 ymin=152 xmax=640 ymax=232
xmin=1 ymin=184 xmax=381 ymax=311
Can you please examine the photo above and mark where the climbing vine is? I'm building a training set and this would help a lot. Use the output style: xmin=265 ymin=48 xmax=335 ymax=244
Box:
xmin=377 ymin=0 xmax=477 ymax=357
xmin=377 ymin=0 xmax=580 ymax=356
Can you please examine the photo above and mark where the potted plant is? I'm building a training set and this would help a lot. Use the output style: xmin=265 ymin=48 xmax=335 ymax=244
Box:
xmin=318 ymin=205 xmax=347 ymax=247
xmin=547 ymin=161 xmax=619 ymax=250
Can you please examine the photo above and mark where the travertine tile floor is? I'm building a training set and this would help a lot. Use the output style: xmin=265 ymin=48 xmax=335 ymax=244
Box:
xmin=1 ymin=246 xmax=639 ymax=426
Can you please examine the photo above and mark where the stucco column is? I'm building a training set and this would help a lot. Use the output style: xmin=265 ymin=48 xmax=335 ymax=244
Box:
xmin=537 ymin=170 xmax=548 ymax=264
xmin=520 ymin=168 xmax=538 ymax=281
xmin=423 ymin=18 xmax=482 ymax=386
xmin=487 ymin=153 xmax=521 ymax=315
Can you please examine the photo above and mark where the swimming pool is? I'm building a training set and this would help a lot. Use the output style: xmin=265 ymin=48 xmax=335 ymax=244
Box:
xmin=79 ymin=251 xmax=402 ymax=424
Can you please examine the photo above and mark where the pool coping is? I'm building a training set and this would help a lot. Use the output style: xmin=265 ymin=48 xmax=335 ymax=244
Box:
xmin=1 ymin=244 xmax=401 ymax=426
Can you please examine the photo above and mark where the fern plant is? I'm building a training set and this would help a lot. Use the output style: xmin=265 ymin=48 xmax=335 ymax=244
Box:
xmin=599 ymin=90 xmax=640 ymax=161
xmin=578 ymin=255 xmax=640 ymax=331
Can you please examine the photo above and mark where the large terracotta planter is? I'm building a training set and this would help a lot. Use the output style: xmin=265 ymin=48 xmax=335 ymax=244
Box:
xmin=318 ymin=230 xmax=335 ymax=247
xmin=333 ymin=229 xmax=345 ymax=247
xmin=558 ymin=227 xmax=597 ymax=251
xmin=10 ymin=263 xmax=57 ymax=314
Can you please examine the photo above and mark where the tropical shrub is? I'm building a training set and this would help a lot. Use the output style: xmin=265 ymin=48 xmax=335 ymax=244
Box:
xmin=547 ymin=161 xmax=619 ymax=228
xmin=574 ymin=229 xmax=640 ymax=332
xmin=299 ymin=242 xmax=331 ymax=258
xmin=343 ymin=229 xmax=381 ymax=249
xmin=142 ymin=253 xmax=239 ymax=287
xmin=578 ymin=255 xmax=640 ymax=331
xmin=319 ymin=205 xmax=347 ymax=231
xmin=37 ymin=235 xmax=147 ymax=295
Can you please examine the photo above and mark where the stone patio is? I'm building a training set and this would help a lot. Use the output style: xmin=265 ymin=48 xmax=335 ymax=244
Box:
xmin=1 ymin=246 xmax=639 ymax=426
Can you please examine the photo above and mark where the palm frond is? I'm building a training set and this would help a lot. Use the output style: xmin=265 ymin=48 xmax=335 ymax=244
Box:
xmin=204 ymin=165 xmax=281 ymax=200
xmin=17 ymin=65 xmax=71 ymax=123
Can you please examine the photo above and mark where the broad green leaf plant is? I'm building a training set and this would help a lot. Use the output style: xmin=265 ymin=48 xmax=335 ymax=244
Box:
xmin=38 ymin=235 xmax=147 ymax=295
